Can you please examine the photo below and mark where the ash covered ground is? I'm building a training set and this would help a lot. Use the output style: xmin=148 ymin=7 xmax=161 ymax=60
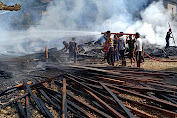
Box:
xmin=0 ymin=39 xmax=177 ymax=90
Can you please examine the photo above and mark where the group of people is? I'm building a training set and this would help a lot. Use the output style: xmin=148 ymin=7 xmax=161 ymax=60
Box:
xmin=103 ymin=31 xmax=143 ymax=67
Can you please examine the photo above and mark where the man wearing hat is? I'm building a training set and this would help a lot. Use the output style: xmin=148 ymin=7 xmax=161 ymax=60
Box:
xmin=134 ymin=32 xmax=142 ymax=67
xmin=68 ymin=38 xmax=79 ymax=63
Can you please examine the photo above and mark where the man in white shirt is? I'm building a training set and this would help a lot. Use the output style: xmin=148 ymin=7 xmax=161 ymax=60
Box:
xmin=118 ymin=32 xmax=125 ymax=61
xmin=134 ymin=32 xmax=142 ymax=67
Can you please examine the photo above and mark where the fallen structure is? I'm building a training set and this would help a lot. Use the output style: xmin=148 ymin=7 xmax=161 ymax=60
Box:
xmin=1 ymin=62 xmax=177 ymax=117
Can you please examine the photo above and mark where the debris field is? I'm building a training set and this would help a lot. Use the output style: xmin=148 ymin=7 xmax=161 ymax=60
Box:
xmin=1 ymin=60 xmax=177 ymax=118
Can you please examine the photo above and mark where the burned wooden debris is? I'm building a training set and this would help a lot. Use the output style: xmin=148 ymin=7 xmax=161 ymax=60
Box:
xmin=1 ymin=65 xmax=177 ymax=118
xmin=0 ymin=2 xmax=21 ymax=11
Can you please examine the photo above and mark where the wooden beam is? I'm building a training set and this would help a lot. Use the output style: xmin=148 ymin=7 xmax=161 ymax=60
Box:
xmin=86 ymin=89 xmax=125 ymax=118
xmin=100 ymin=82 xmax=134 ymax=118
xmin=125 ymin=105 xmax=153 ymax=118
xmin=62 ymin=78 xmax=67 ymax=118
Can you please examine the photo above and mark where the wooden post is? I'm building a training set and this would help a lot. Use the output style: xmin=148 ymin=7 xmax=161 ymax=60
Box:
xmin=45 ymin=46 xmax=48 ymax=60
xmin=62 ymin=78 xmax=67 ymax=118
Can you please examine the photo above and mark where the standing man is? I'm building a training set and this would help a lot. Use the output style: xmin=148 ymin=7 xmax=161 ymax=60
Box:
xmin=165 ymin=29 xmax=172 ymax=48
xmin=134 ymin=32 xmax=142 ymax=67
xmin=68 ymin=38 xmax=79 ymax=63
xmin=126 ymin=35 xmax=136 ymax=66
xmin=118 ymin=32 xmax=125 ymax=64
xmin=113 ymin=34 xmax=119 ymax=63
xmin=106 ymin=31 xmax=114 ymax=66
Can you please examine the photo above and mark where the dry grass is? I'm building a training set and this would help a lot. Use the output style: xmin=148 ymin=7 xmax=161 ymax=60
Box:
xmin=124 ymin=58 xmax=177 ymax=72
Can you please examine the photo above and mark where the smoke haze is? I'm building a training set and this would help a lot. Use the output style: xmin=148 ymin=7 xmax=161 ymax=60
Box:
xmin=0 ymin=0 xmax=176 ymax=55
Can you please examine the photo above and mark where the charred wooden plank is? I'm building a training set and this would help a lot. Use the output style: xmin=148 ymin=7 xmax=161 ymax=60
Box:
xmin=71 ymin=65 xmax=121 ymax=75
xmin=160 ymin=94 xmax=177 ymax=105
xmin=62 ymin=78 xmax=67 ymax=118
xmin=46 ymin=92 xmax=79 ymax=116
xmin=26 ymin=96 xmax=31 ymax=118
xmin=37 ymin=97 xmax=54 ymax=118
xmin=67 ymin=93 xmax=112 ymax=118
xmin=17 ymin=99 xmax=26 ymax=118
xmin=92 ymin=101 xmax=108 ymax=112
xmin=40 ymin=85 xmax=81 ymax=117
xmin=24 ymin=82 xmax=49 ymax=117
xmin=146 ymin=82 xmax=177 ymax=90
xmin=100 ymin=82 xmax=134 ymax=118
xmin=97 ymin=77 xmax=125 ymax=85
xmin=68 ymin=100 xmax=97 ymax=118
xmin=86 ymin=89 xmax=125 ymax=118
xmin=116 ymin=70 xmax=168 ymax=77
xmin=124 ymin=105 xmax=153 ymax=118
xmin=66 ymin=75 xmax=116 ymax=105
xmin=0 ymin=81 xmax=32 ymax=96
xmin=30 ymin=75 xmax=62 ymax=88
xmin=67 ymin=73 xmax=98 ymax=84
xmin=39 ymin=89 xmax=61 ymax=110
xmin=105 ymin=83 xmax=175 ymax=95
xmin=168 ymin=94 xmax=177 ymax=99
xmin=112 ymin=90 xmax=177 ymax=117
xmin=0 ymin=93 xmax=28 ymax=108
xmin=107 ymin=84 xmax=177 ymax=110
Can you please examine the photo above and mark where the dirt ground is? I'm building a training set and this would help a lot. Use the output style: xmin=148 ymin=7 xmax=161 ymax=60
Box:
xmin=123 ymin=58 xmax=177 ymax=72
xmin=101 ymin=58 xmax=177 ymax=72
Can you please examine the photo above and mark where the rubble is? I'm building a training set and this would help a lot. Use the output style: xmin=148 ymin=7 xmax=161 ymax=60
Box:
xmin=0 ymin=39 xmax=177 ymax=118
xmin=0 ymin=62 xmax=177 ymax=118
xmin=0 ymin=2 xmax=21 ymax=11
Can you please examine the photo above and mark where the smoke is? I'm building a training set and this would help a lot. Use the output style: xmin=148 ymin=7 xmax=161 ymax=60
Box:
xmin=125 ymin=1 xmax=175 ymax=46
xmin=36 ymin=0 xmax=148 ymax=30
xmin=0 ymin=0 xmax=176 ymax=55
xmin=35 ymin=0 xmax=177 ymax=46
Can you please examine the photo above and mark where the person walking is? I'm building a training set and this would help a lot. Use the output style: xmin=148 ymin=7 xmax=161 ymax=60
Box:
xmin=68 ymin=38 xmax=79 ymax=63
xmin=134 ymin=32 xmax=142 ymax=67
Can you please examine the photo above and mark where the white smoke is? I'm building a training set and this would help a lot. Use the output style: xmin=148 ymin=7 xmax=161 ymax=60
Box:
xmin=0 ymin=0 xmax=176 ymax=55
xmin=125 ymin=1 xmax=175 ymax=46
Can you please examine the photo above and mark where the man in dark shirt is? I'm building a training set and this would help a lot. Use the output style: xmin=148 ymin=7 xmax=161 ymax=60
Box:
xmin=62 ymin=41 xmax=69 ymax=52
xmin=126 ymin=35 xmax=136 ymax=66
xmin=165 ymin=29 xmax=172 ymax=48
xmin=68 ymin=38 xmax=79 ymax=63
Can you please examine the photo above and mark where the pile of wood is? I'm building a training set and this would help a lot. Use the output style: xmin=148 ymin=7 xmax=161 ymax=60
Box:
xmin=0 ymin=2 xmax=21 ymax=11
xmin=1 ymin=65 xmax=177 ymax=118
